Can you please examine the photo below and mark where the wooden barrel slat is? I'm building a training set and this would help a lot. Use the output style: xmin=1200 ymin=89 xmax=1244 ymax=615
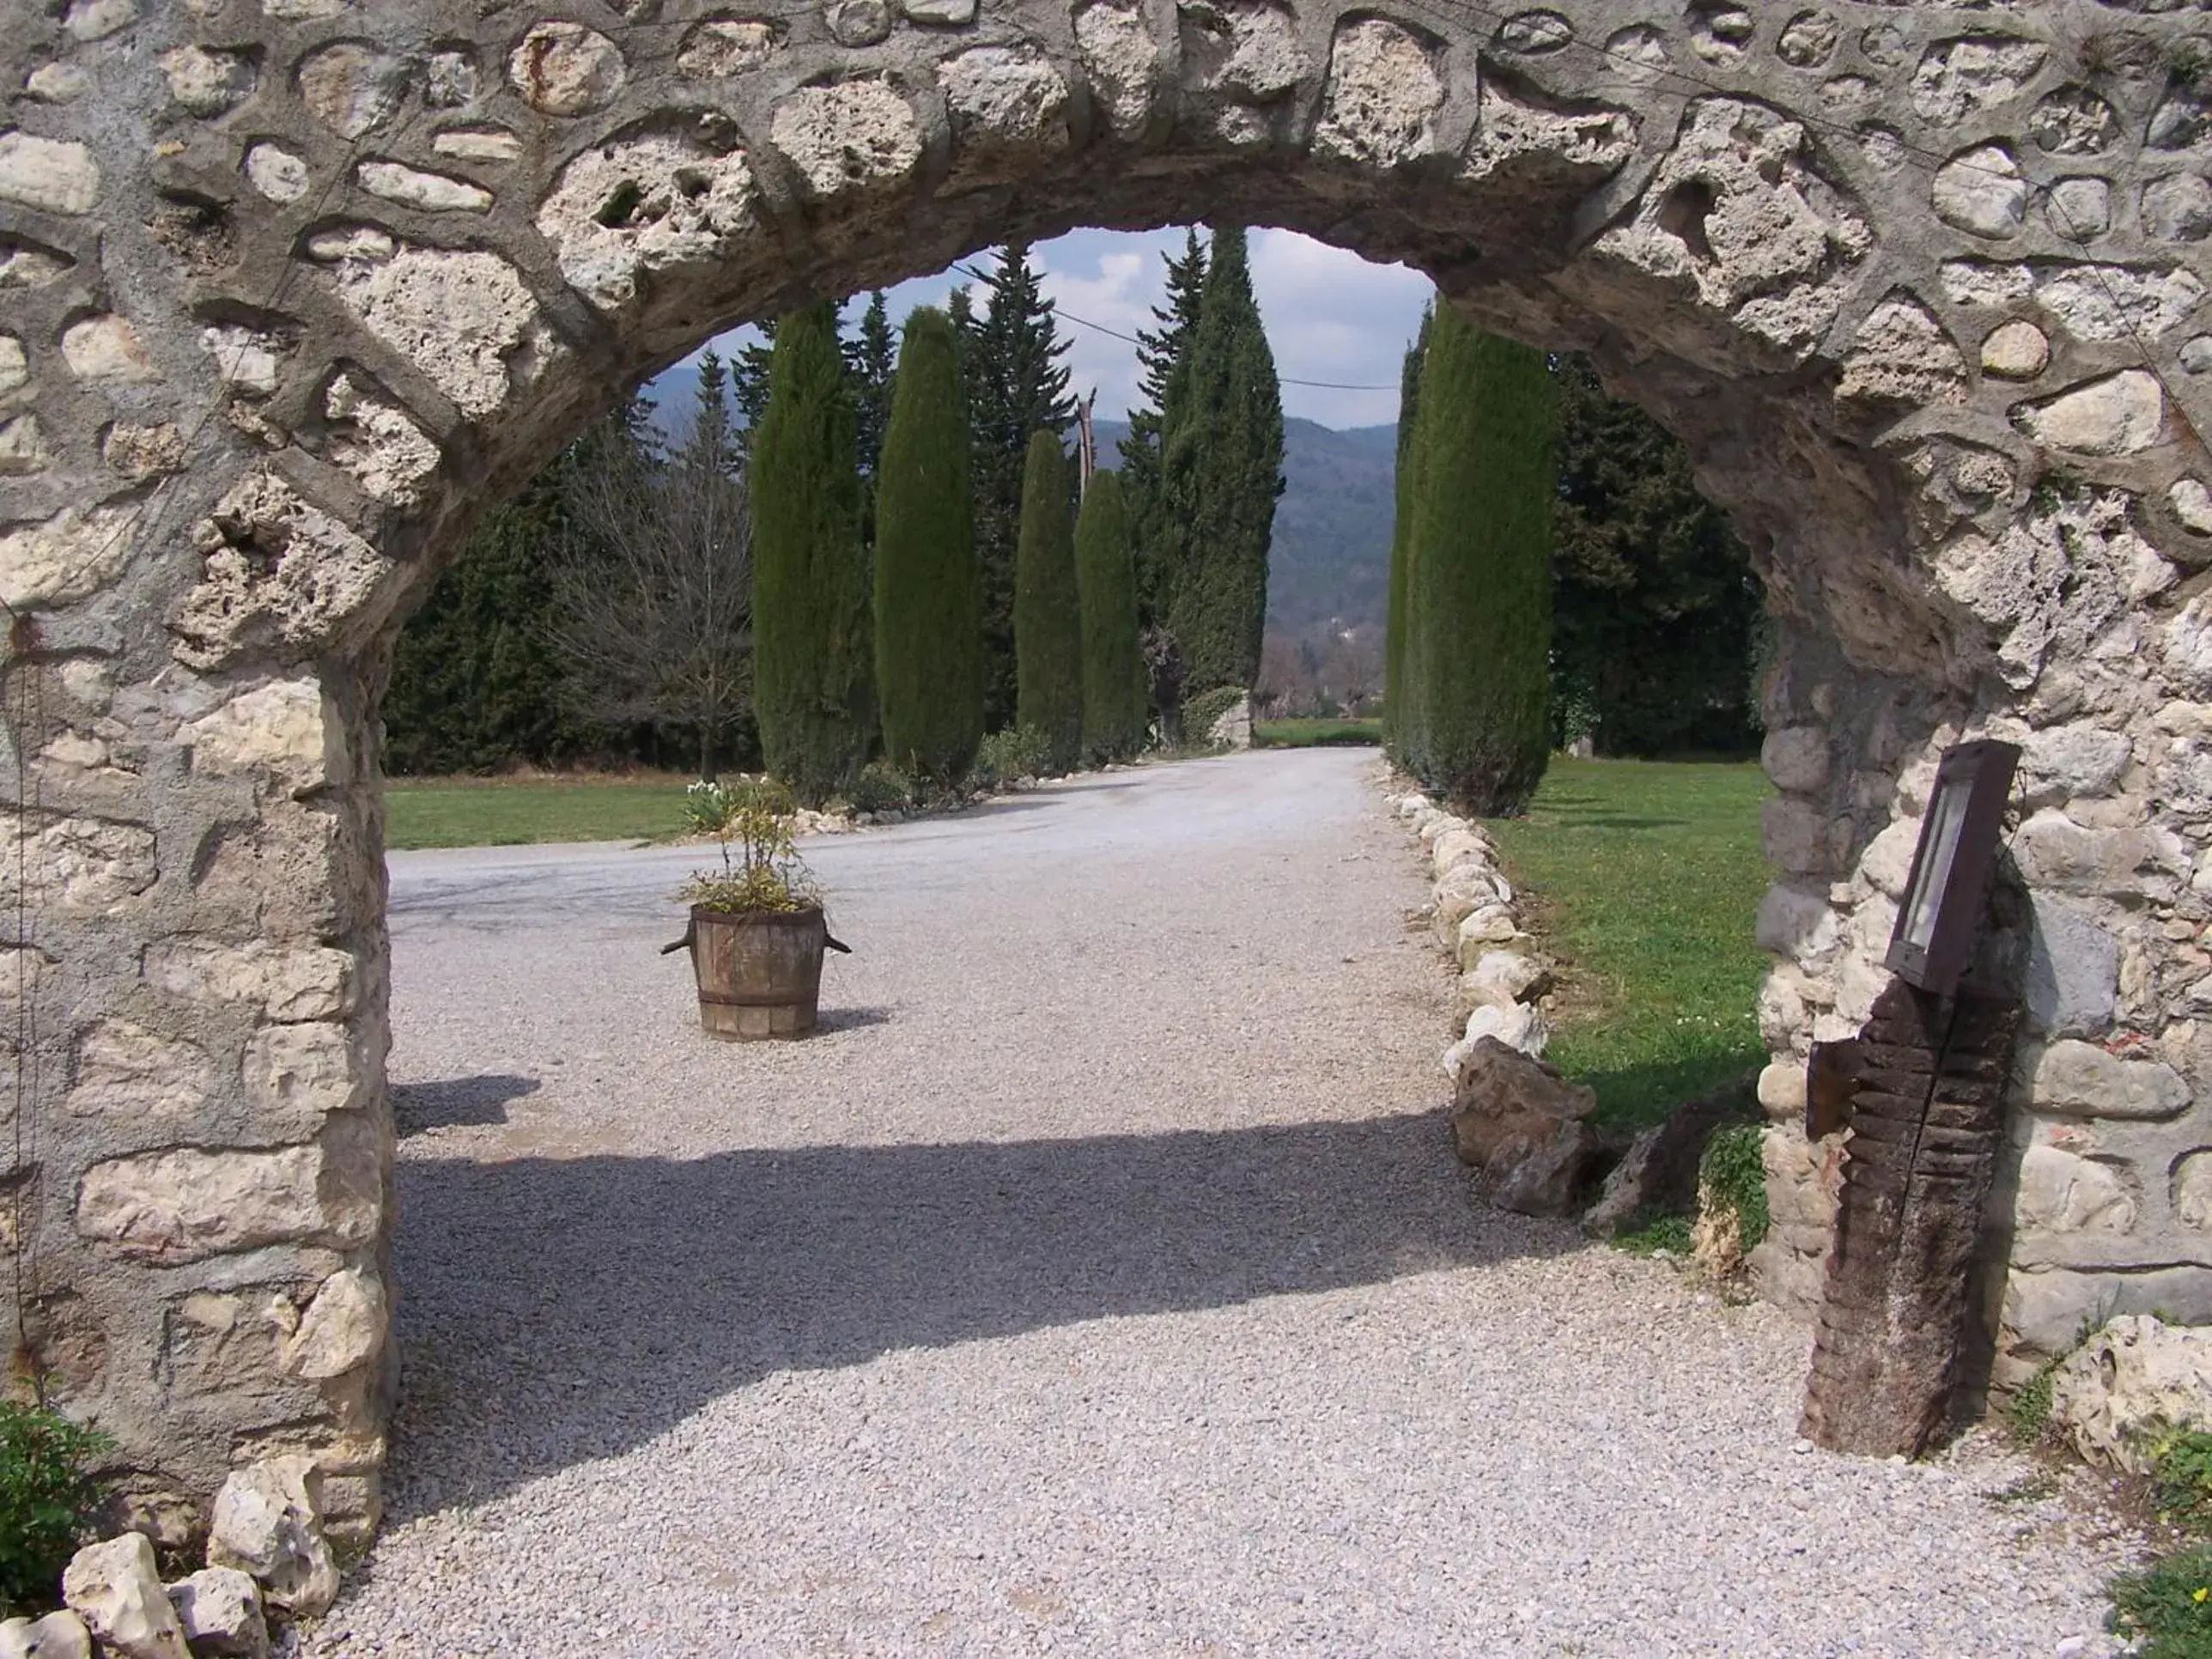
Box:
xmin=688 ymin=904 xmax=828 ymax=1040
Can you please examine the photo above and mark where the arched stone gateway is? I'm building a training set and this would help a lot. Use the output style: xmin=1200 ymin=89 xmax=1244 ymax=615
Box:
xmin=2 ymin=0 xmax=2209 ymax=1540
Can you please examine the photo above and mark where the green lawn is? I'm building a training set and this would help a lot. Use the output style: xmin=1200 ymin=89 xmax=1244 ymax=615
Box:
xmin=385 ymin=775 xmax=693 ymax=850
xmin=1254 ymin=717 xmax=1382 ymax=748
xmin=1484 ymin=757 xmax=1773 ymax=1135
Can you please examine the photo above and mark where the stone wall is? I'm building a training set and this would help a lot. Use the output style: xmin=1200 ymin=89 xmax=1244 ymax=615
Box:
xmin=1 ymin=0 xmax=2209 ymax=1534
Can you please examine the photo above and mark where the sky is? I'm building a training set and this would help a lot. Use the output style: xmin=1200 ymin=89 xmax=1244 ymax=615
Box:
xmin=660 ymin=226 xmax=1436 ymax=432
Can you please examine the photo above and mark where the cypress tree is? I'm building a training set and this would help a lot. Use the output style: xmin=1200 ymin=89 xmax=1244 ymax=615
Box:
xmin=1400 ymin=306 xmax=1555 ymax=816
xmin=960 ymin=245 xmax=1075 ymax=730
xmin=1120 ymin=228 xmax=1208 ymax=630
xmin=1382 ymin=304 xmax=1430 ymax=760
xmin=873 ymin=307 xmax=984 ymax=785
xmin=1161 ymin=226 xmax=1283 ymax=695
xmin=1013 ymin=428 xmax=1083 ymax=771
xmin=750 ymin=301 xmax=876 ymax=806
xmin=1074 ymin=469 xmax=1146 ymax=762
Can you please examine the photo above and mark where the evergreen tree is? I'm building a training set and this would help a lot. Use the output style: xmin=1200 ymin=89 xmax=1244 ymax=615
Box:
xmin=1382 ymin=304 xmax=1430 ymax=759
xmin=750 ymin=301 xmax=876 ymax=805
xmin=1551 ymin=354 xmax=1762 ymax=757
xmin=1399 ymin=307 xmax=1554 ymax=816
xmin=844 ymin=290 xmax=897 ymax=481
xmin=873 ymin=307 xmax=984 ymax=784
xmin=1013 ymin=428 xmax=1083 ymax=771
xmin=1074 ymin=469 xmax=1146 ymax=762
xmin=728 ymin=321 xmax=776 ymax=459
xmin=959 ymin=244 xmax=1075 ymax=729
xmin=1160 ymin=226 xmax=1283 ymax=695
xmin=1119 ymin=228 xmax=1208 ymax=629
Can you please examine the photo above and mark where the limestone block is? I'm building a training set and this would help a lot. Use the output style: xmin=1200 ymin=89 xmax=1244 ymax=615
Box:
xmin=2013 ymin=810 xmax=2182 ymax=899
xmin=2047 ymin=177 xmax=2112 ymax=243
xmin=24 ymin=64 xmax=90 ymax=104
xmin=160 ymin=46 xmax=257 ymax=116
xmin=328 ymin=244 xmax=550 ymax=420
xmin=1837 ymin=297 xmax=1965 ymax=407
xmin=1932 ymin=145 xmax=2026 ymax=239
xmin=0 ymin=814 xmax=155 ymax=916
xmin=64 ymin=1020 xmax=212 ymax=1120
xmin=321 ymin=373 xmax=439 ymax=508
xmin=149 ymin=937 xmax=356 ymax=1024
xmin=61 ymin=1534 xmax=187 ymax=1659
xmin=0 ymin=1610 xmax=91 ymax=1658
xmin=939 ymin=49 xmax=1071 ymax=175
xmin=1979 ymin=319 xmax=2048 ymax=380
xmin=678 ymin=20 xmax=779 ymax=77
xmin=1313 ymin=18 xmax=1443 ymax=167
xmin=1757 ymin=1060 xmax=1806 ymax=1119
xmin=244 ymin=1021 xmax=366 ymax=1121
xmin=2034 ymin=265 xmax=2204 ymax=344
xmin=357 ymin=161 xmax=490 ymax=214
xmin=425 ymin=48 xmax=476 ymax=107
xmin=1761 ymin=797 xmax=1827 ymax=874
xmin=2143 ymin=173 xmax=2212 ymax=242
xmin=1462 ymin=949 xmax=1544 ymax=1012
xmin=0 ymin=335 xmax=23 ymax=398
xmin=1910 ymin=36 xmax=2045 ymax=127
xmin=2174 ymin=1152 xmax=2212 ymax=1227
xmin=905 ymin=0 xmax=976 ymax=19
xmin=1455 ymin=905 xmax=1519 ymax=963
xmin=2172 ymin=478 xmax=2212 ymax=538
xmin=1853 ymin=817 xmax=1918 ymax=901
xmin=826 ymin=0 xmax=891 ymax=46
xmin=0 ymin=414 xmax=49 ymax=476
xmin=1449 ymin=1037 xmax=1597 ymax=1216
xmin=509 ymin=22 xmax=624 ymax=116
xmin=1774 ymin=11 xmax=1836 ymax=68
xmin=1431 ymin=862 xmax=1505 ymax=933
xmin=769 ymin=81 xmax=922 ymax=200
xmin=432 ymin=127 xmax=520 ymax=163
xmin=2014 ymin=370 xmax=2167 ymax=456
xmin=2186 ymin=335 xmax=2212 ymax=374
xmin=281 ymin=1267 xmax=386 ymax=1379
xmin=1755 ymin=882 xmax=1838 ymax=963
xmin=1430 ymin=829 xmax=1491 ymax=879
xmin=2022 ymin=725 xmax=2130 ymax=805
xmin=0 ymin=132 xmax=99 ymax=215
xmin=1460 ymin=73 xmax=1637 ymax=194
xmin=201 ymin=325 xmax=286 ymax=397
xmin=1445 ymin=1001 xmax=1547 ymax=1071
xmin=1184 ymin=0 xmax=1307 ymax=105
xmin=2016 ymin=1143 xmax=2136 ymax=1235
xmin=165 ymin=1569 xmax=266 ymax=1659
xmin=1760 ymin=725 xmax=1828 ymax=793
xmin=172 ymin=471 xmax=393 ymax=670
xmin=1076 ymin=1 xmax=1156 ymax=138
xmin=2050 ymin=1316 xmax=2212 ymax=1474
xmin=62 ymin=315 xmax=155 ymax=384
xmin=161 ymin=1290 xmax=301 ymax=1409
xmin=2025 ymin=893 xmax=2118 ymax=1038
xmin=207 ymin=1458 xmax=339 ymax=1616
xmin=76 ymin=1127 xmax=379 ymax=1264
xmin=65 ymin=0 xmax=136 ymax=40
xmin=1757 ymin=969 xmax=1808 ymax=1048
xmin=2029 ymin=1040 xmax=2191 ymax=1120
xmin=297 ymin=43 xmax=406 ymax=137
xmin=538 ymin=135 xmax=760 ymax=314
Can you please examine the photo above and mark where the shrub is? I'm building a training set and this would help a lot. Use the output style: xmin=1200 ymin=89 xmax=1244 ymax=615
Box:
xmin=2108 ymin=1545 xmax=2212 ymax=1657
xmin=678 ymin=776 xmax=819 ymax=914
xmin=1181 ymin=685 xmax=1245 ymax=748
xmin=1612 ymin=1212 xmax=1694 ymax=1257
xmin=1698 ymin=1122 xmax=1769 ymax=1253
xmin=847 ymin=761 xmax=915 ymax=816
xmin=2147 ymin=1423 xmax=2212 ymax=1535
xmin=972 ymin=726 xmax=1053 ymax=790
xmin=0 ymin=1401 xmax=110 ymax=1615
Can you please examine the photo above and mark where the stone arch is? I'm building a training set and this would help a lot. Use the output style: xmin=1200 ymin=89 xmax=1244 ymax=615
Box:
xmin=3 ymin=0 xmax=2210 ymax=1540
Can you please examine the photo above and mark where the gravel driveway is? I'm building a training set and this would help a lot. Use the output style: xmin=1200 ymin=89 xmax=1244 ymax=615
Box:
xmin=307 ymin=750 xmax=2130 ymax=1657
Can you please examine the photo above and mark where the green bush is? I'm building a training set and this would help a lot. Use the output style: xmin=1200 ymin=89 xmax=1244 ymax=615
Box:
xmin=1181 ymin=685 xmax=1244 ymax=748
xmin=1612 ymin=1212 xmax=1694 ymax=1257
xmin=0 ymin=1401 xmax=110 ymax=1615
xmin=2147 ymin=1424 xmax=2212 ymax=1536
xmin=972 ymin=726 xmax=1053 ymax=790
xmin=846 ymin=761 xmax=915 ymax=816
xmin=1698 ymin=1124 xmax=1769 ymax=1253
xmin=2109 ymin=1545 xmax=2212 ymax=1657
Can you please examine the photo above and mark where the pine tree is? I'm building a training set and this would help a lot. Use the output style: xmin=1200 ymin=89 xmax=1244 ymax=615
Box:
xmin=873 ymin=307 xmax=985 ymax=785
xmin=750 ymin=301 xmax=876 ymax=806
xmin=1382 ymin=303 xmax=1430 ymax=760
xmin=1161 ymin=226 xmax=1283 ymax=695
xmin=1013 ymin=428 xmax=1083 ymax=771
xmin=1074 ymin=469 xmax=1146 ymax=762
xmin=1399 ymin=307 xmax=1554 ymax=816
xmin=844 ymin=290 xmax=897 ymax=481
xmin=960 ymin=244 xmax=1075 ymax=730
xmin=1551 ymin=353 xmax=1761 ymax=757
xmin=694 ymin=347 xmax=734 ymax=466
xmin=1119 ymin=228 xmax=1208 ymax=629
xmin=728 ymin=321 xmax=776 ymax=459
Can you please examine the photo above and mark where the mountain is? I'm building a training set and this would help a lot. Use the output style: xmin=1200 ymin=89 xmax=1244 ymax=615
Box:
xmin=647 ymin=377 xmax=1398 ymax=640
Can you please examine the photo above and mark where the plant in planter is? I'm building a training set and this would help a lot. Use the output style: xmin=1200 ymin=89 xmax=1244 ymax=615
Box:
xmin=665 ymin=778 xmax=848 ymax=1039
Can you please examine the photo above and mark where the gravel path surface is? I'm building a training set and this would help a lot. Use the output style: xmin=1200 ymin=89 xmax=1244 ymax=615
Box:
xmin=308 ymin=750 xmax=2132 ymax=1657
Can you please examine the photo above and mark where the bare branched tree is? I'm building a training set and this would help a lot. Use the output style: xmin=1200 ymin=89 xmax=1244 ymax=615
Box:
xmin=544 ymin=366 xmax=755 ymax=777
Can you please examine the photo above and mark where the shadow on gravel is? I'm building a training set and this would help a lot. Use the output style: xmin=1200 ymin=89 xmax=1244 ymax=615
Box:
xmin=393 ymin=1074 xmax=540 ymax=1135
xmin=389 ymin=1110 xmax=1577 ymax=1511
xmin=811 ymin=1005 xmax=894 ymax=1032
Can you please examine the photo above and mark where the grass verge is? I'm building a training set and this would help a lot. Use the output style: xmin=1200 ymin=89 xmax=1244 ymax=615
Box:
xmin=1483 ymin=757 xmax=1772 ymax=1136
xmin=1255 ymin=718 xmax=1383 ymax=748
xmin=386 ymin=773 xmax=695 ymax=851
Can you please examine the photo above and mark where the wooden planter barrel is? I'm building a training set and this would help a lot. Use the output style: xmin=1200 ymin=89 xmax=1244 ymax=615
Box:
xmin=686 ymin=905 xmax=828 ymax=1040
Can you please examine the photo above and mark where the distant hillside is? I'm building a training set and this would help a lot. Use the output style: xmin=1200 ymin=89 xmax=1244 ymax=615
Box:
xmin=647 ymin=376 xmax=1396 ymax=639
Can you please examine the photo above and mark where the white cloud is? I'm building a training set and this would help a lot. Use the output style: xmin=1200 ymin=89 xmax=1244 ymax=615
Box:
xmin=656 ymin=225 xmax=1431 ymax=433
